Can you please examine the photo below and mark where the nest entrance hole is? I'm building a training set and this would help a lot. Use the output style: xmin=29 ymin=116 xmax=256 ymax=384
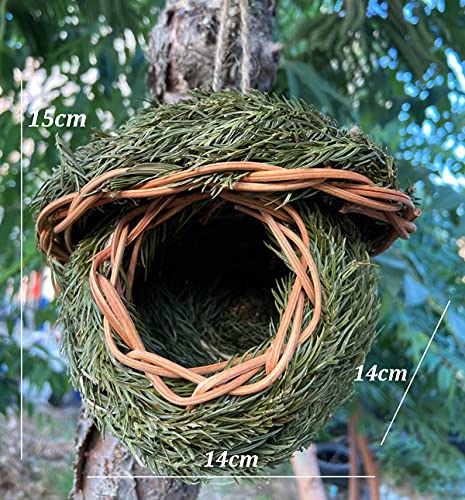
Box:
xmin=132 ymin=202 xmax=289 ymax=365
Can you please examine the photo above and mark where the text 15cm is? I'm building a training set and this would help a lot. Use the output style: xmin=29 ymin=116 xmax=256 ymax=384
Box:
xmin=29 ymin=109 xmax=86 ymax=128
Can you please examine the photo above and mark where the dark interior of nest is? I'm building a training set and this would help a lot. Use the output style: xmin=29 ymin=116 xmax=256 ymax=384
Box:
xmin=131 ymin=201 xmax=289 ymax=368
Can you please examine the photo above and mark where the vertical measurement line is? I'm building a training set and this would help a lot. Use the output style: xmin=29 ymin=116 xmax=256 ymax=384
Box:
xmin=380 ymin=300 xmax=451 ymax=446
xmin=20 ymin=78 xmax=24 ymax=460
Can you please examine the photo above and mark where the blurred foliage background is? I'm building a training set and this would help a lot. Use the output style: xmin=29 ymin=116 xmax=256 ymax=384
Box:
xmin=1 ymin=0 xmax=464 ymax=496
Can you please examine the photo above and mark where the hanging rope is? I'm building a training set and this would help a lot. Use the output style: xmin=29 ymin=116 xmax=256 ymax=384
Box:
xmin=213 ymin=0 xmax=230 ymax=91
xmin=239 ymin=0 xmax=251 ymax=92
xmin=213 ymin=0 xmax=251 ymax=93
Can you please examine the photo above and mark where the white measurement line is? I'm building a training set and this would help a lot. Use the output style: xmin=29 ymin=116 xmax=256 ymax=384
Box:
xmin=87 ymin=475 xmax=376 ymax=479
xmin=380 ymin=300 xmax=451 ymax=446
xmin=20 ymin=78 xmax=24 ymax=461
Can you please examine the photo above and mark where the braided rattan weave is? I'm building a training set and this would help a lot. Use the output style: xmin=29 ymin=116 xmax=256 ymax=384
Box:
xmin=37 ymin=160 xmax=418 ymax=407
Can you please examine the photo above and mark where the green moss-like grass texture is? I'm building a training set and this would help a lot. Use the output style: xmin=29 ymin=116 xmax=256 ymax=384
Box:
xmin=34 ymin=90 xmax=388 ymax=478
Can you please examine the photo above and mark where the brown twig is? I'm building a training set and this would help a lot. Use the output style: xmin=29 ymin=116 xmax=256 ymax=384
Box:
xmin=357 ymin=431 xmax=380 ymax=500
xmin=348 ymin=412 xmax=360 ymax=500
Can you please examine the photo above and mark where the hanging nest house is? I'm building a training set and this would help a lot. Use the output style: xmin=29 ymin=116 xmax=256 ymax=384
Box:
xmin=34 ymin=90 xmax=419 ymax=477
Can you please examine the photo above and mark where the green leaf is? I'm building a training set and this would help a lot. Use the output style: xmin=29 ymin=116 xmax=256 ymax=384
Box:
xmin=432 ymin=185 xmax=464 ymax=211
xmin=437 ymin=365 xmax=453 ymax=393
xmin=447 ymin=308 xmax=465 ymax=346
xmin=283 ymin=60 xmax=352 ymax=113
xmin=403 ymin=274 xmax=430 ymax=307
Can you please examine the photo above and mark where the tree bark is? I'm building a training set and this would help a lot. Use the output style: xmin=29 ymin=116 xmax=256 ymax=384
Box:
xmin=71 ymin=1 xmax=278 ymax=498
xmin=70 ymin=412 xmax=200 ymax=499
xmin=290 ymin=445 xmax=327 ymax=500
xmin=146 ymin=0 xmax=280 ymax=103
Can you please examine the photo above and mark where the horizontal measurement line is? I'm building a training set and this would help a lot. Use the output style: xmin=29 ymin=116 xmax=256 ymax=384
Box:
xmin=87 ymin=475 xmax=376 ymax=479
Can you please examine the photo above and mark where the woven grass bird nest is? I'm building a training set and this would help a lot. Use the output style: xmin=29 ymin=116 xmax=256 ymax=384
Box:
xmin=34 ymin=90 xmax=419 ymax=477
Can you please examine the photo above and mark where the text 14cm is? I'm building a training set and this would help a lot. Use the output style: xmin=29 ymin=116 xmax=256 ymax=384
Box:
xmin=205 ymin=451 xmax=258 ymax=468
xmin=355 ymin=364 xmax=407 ymax=382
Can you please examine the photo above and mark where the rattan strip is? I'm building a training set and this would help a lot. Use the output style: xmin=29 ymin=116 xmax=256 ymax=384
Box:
xmin=37 ymin=161 xmax=420 ymax=406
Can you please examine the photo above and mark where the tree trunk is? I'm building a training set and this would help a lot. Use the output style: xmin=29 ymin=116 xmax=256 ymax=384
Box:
xmin=70 ymin=1 xmax=278 ymax=498
xmin=70 ymin=413 xmax=200 ymax=499
xmin=146 ymin=0 xmax=280 ymax=102
xmin=290 ymin=445 xmax=327 ymax=500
